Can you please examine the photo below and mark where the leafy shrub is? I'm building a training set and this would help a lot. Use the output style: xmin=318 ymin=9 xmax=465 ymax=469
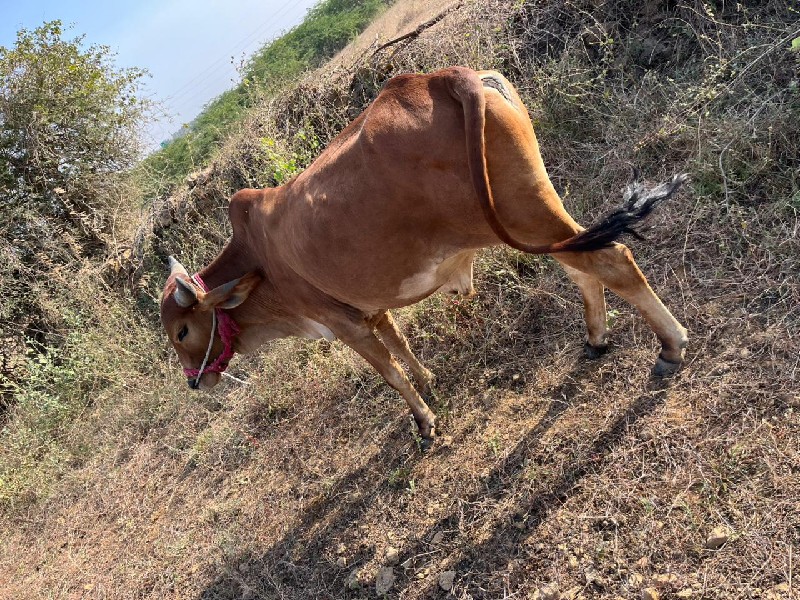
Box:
xmin=0 ymin=21 xmax=148 ymax=368
xmin=0 ymin=21 xmax=147 ymax=245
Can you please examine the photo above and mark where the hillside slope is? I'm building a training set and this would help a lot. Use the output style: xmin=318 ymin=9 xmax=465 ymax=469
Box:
xmin=2 ymin=0 xmax=799 ymax=599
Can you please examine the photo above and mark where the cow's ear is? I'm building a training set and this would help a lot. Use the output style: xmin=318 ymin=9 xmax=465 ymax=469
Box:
xmin=168 ymin=256 xmax=200 ymax=307
xmin=199 ymin=272 xmax=261 ymax=310
xmin=174 ymin=276 xmax=201 ymax=307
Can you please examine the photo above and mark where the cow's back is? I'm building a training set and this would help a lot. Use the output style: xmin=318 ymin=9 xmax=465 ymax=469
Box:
xmin=264 ymin=68 xmax=569 ymax=311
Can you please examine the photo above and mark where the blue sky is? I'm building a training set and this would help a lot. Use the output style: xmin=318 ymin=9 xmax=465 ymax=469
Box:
xmin=0 ymin=0 xmax=319 ymax=149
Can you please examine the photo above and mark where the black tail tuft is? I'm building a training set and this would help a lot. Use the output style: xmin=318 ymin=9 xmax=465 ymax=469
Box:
xmin=556 ymin=173 xmax=689 ymax=253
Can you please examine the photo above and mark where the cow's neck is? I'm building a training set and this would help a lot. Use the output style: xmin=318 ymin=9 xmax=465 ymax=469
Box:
xmin=193 ymin=239 xmax=296 ymax=353
xmin=194 ymin=239 xmax=250 ymax=290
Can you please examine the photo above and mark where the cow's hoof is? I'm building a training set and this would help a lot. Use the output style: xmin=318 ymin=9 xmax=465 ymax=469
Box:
xmin=652 ymin=356 xmax=682 ymax=378
xmin=414 ymin=418 xmax=436 ymax=452
xmin=584 ymin=341 xmax=609 ymax=360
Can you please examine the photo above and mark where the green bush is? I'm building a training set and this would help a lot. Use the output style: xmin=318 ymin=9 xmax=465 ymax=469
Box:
xmin=0 ymin=325 xmax=111 ymax=507
xmin=0 ymin=20 xmax=148 ymax=389
xmin=0 ymin=21 xmax=147 ymax=237
xmin=0 ymin=22 xmax=151 ymax=508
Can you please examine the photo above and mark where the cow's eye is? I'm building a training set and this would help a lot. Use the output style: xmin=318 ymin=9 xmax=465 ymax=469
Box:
xmin=178 ymin=325 xmax=188 ymax=342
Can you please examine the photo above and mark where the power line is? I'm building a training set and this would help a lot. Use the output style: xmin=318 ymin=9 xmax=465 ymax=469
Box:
xmin=147 ymin=0 xmax=316 ymax=145
xmin=153 ymin=0 xmax=312 ymax=136
xmin=162 ymin=0 xmax=311 ymax=106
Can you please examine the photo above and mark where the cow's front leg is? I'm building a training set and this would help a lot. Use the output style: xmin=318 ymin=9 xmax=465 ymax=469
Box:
xmin=336 ymin=319 xmax=436 ymax=449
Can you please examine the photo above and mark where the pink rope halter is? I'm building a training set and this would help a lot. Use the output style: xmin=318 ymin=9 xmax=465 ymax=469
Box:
xmin=183 ymin=273 xmax=241 ymax=383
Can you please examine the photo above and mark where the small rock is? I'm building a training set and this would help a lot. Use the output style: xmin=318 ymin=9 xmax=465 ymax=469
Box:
xmin=562 ymin=586 xmax=582 ymax=600
xmin=764 ymin=583 xmax=791 ymax=600
xmin=652 ymin=573 xmax=679 ymax=588
xmin=241 ymin=585 xmax=255 ymax=600
xmin=431 ymin=531 xmax=444 ymax=545
xmin=537 ymin=583 xmax=559 ymax=600
xmin=567 ymin=554 xmax=579 ymax=569
xmin=438 ymin=570 xmax=456 ymax=591
xmin=385 ymin=546 xmax=400 ymax=565
xmin=583 ymin=567 xmax=601 ymax=586
xmin=628 ymin=573 xmax=644 ymax=587
xmin=704 ymin=526 xmax=731 ymax=549
xmin=376 ymin=567 xmax=395 ymax=595
xmin=641 ymin=588 xmax=659 ymax=600
xmin=346 ymin=568 xmax=361 ymax=590
xmin=676 ymin=589 xmax=693 ymax=598
xmin=774 ymin=583 xmax=790 ymax=591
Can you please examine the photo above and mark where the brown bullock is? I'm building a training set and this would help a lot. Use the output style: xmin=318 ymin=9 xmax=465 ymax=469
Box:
xmin=160 ymin=67 xmax=688 ymax=448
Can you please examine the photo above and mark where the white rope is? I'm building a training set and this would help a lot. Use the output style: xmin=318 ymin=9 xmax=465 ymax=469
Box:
xmin=192 ymin=275 xmax=217 ymax=388
xmin=189 ymin=274 xmax=248 ymax=387
xmin=221 ymin=372 xmax=249 ymax=385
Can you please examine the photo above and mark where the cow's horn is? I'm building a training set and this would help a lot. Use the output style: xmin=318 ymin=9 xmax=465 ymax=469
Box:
xmin=168 ymin=255 xmax=189 ymax=278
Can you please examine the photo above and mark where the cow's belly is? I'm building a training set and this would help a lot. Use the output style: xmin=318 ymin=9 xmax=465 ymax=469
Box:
xmin=397 ymin=250 xmax=476 ymax=301
xmin=322 ymin=249 xmax=477 ymax=312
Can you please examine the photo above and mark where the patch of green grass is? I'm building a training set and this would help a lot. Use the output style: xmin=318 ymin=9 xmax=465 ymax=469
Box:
xmin=0 ymin=287 xmax=169 ymax=510
xmin=388 ymin=466 xmax=414 ymax=491
xmin=0 ymin=330 xmax=99 ymax=508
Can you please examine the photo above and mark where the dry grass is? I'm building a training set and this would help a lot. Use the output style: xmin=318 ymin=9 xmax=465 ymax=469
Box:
xmin=2 ymin=0 xmax=799 ymax=598
xmin=329 ymin=0 xmax=461 ymax=68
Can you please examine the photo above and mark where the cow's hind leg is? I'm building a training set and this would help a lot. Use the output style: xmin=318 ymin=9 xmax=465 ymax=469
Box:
xmin=335 ymin=318 xmax=437 ymax=448
xmin=559 ymin=263 xmax=609 ymax=358
xmin=373 ymin=311 xmax=435 ymax=396
xmin=557 ymin=243 xmax=688 ymax=375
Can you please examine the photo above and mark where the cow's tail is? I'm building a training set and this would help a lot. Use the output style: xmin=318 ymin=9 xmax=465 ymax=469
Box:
xmin=445 ymin=67 xmax=687 ymax=254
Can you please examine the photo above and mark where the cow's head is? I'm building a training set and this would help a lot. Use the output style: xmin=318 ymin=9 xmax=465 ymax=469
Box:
xmin=160 ymin=256 xmax=260 ymax=389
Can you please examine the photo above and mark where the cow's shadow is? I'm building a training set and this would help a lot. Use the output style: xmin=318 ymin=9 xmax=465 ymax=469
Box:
xmin=393 ymin=378 xmax=671 ymax=598
xmin=197 ymin=345 xmax=671 ymax=599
